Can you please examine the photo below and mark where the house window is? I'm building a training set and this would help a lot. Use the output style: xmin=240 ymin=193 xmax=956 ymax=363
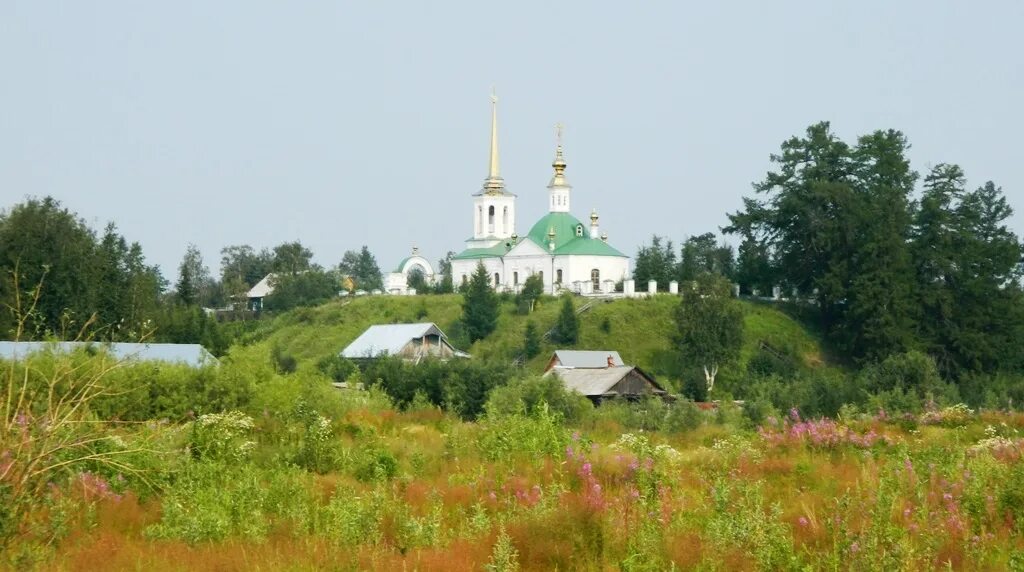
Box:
xmin=591 ymin=268 xmax=600 ymax=291
xmin=556 ymin=269 xmax=563 ymax=283
xmin=513 ymin=271 xmax=518 ymax=285
xmin=494 ymin=273 xmax=500 ymax=288
xmin=575 ymin=224 xmax=583 ymax=237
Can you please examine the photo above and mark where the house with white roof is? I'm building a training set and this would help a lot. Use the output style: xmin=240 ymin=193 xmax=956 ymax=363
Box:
xmin=0 ymin=341 xmax=219 ymax=367
xmin=340 ymin=323 xmax=467 ymax=362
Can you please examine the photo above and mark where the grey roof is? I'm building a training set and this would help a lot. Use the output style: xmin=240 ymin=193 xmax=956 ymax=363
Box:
xmin=340 ymin=323 xmax=447 ymax=359
xmin=0 ymin=341 xmax=219 ymax=367
xmin=546 ymin=366 xmax=636 ymax=396
xmin=247 ymin=273 xmax=276 ymax=299
xmin=551 ymin=350 xmax=623 ymax=369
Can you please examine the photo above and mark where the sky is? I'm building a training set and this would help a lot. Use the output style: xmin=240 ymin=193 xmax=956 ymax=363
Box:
xmin=2 ymin=1 xmax=1022 ymax=278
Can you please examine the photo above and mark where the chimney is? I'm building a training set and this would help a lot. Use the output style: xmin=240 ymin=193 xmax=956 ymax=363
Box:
xmin=606 ymin=354 xmax=615 ymax=367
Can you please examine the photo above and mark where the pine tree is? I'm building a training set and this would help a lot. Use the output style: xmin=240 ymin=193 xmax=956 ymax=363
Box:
xmin=552 ymin=295 xmax=579 ymax=345
xmin=523 ymin=320 xmax=541 ymax=359
xmin=840 ymin=129 xmax=918 ymax=361
xmin=175 ymin=244 xmax=205 ymax=306
xmin=462 ymin=262 xmax=498 ymax=343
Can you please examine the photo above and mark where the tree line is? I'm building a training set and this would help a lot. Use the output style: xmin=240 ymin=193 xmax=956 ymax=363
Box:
xmin=0 ymin=197 xmax=401 ymax=346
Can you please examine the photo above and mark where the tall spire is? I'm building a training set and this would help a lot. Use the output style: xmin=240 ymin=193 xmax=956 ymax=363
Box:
xmin=483 ymin=88 xmax=505 ymax=194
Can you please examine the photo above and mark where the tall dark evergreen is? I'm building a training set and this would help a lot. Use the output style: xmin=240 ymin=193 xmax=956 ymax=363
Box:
xmin=840 ymin=130 xmax=918 ymax=360
xmin=552 ymin=295 xmax=580 ymax=345
xmin=735 ymin=236 xmax=774 ymax=295
xmin=522 ymin=320 xmax=541 ymax=359
xmin=912 ymin=171 xmax=1024 ymax=377
xmin=461 ymin=262 xmax=498 ymax=343
xmin=175 ymin=244 xmax=205 ymax=307
xmin=726 ymin=122 xmax=857 ymax=334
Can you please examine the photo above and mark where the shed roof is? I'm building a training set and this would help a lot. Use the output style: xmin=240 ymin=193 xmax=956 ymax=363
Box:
xmin=247 ymin=273 xmax=276 ymax=298
xmin=0 ymin=341 xmax=219 ymax=367
xmin=546 ymin=365 xmax=665 ymax=397
xmin=546 ymin=366 xmax=636 ymax=396
xmin=551 ymin=350 xmax=623 ymax=369
xmin=340 ymin=323 xmax=447 ymax=359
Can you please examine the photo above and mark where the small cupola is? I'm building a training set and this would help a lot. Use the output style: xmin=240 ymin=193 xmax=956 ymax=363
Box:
xmin=547 ymin=123 xmax=572 ymax=213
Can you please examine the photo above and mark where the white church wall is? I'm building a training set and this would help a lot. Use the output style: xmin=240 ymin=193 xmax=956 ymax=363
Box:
xmin=562 ymin=255 xmax=629 ymax=293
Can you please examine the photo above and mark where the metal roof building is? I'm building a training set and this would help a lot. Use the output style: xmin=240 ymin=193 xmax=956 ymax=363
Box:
xmin=545 ymin=365 xmax=667 ymax=404
xmin=0 ymin=341 xmax=219 ymax=367
xmin=340 ymin=323 xmax=466 ymax=361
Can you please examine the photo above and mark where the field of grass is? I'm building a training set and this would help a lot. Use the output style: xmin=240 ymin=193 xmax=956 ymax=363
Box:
xmin=19 ymin=396 xmax=1024 ymax=571
xmin=234 ymin=294 xmax=838 ymax=387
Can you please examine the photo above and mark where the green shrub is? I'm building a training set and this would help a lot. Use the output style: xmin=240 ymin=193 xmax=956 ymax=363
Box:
xmin=478 ymin=404 xmax=568 ymax=463
xmin=316 ymin=355 xmax=356 ymax=383
xmin=484 ymin=375 xmax=593 ymax=423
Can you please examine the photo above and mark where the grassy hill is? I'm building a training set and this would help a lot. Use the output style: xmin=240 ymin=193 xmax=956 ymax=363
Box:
xmin=227 ymin=293 xmax=839 ymax=389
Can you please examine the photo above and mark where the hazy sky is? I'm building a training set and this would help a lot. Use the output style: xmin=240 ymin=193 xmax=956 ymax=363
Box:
xmin=2 ymin=1 xmax=1022 ymax=278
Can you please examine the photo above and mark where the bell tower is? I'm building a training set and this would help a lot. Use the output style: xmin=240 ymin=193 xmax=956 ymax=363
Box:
xmin=468 ymin=90 xmax=516 ymax=248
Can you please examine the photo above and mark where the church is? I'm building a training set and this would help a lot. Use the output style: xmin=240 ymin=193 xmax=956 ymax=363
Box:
xmin=450 ymin=96 xmax=630 ymax=295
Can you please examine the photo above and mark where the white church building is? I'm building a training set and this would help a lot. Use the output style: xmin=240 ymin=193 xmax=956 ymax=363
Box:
xmin=450 ymin=97 xmax=630 ymax=295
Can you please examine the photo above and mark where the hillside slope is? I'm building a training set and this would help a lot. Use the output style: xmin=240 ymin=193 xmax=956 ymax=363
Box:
xmin=228 ymin=294 xmax=837 ymax=388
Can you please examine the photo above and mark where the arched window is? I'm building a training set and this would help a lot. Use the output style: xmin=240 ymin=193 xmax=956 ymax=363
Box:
xmin=575 ymin=224 xmax=584 ymax=237
xmin=513 ymin=271 xmax=518 ymax=285
xmin=556 ymin=269 xmax=563 ymax=283
xmin=591 ymin=269 xmax=600 ymax=291
xmin=462 ymin=274 xmax=468 ymax=285
xmin=538 ymin=270 xmax=543 ymax=283
xmin=502 ymin=207 xmax=508 ymax=233
xmin=488 ymin=206 xmax=495 ymax=234
xmin=493 ymin=273 xmax=500 ymax=288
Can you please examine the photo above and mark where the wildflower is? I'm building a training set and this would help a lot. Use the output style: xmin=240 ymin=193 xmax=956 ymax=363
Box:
xmin=571 ymin=431 xmax=581 ymax=442
xmin=798 ymin=516 xmax=809 ymax=527
xmin=849 ymin=542 xmax=860 ymax=554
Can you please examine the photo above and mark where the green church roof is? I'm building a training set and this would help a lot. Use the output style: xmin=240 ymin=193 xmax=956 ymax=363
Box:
xmin=453 ymin=212 xmax=627 ymax=260
xmin=525 ymin=212 xmax=626 ymax=257
xmin=452 ymin=242 xmax=510 ymax=260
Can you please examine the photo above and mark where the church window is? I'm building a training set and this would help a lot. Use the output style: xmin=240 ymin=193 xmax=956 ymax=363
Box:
xmin=556 ymin=269 xmax=563 ymax=283
xmin=488 ymin=206 xmax=495 ymax=234
xmin=513 ymin=271 xmax=518 ymax=285
xmin=538 ymin=270 xmax=543 ymax=283
xmin=477 ymin=206 xmax=482 ymax=234
xmin=575 ymin=224 xmax=583 ymax=237
xmin=493 ymin=273 xmax=500 ymax=288
xmin=591 ymin=269 xmax=600 ymax=291
xmin=503 ymin=207 xmax=508 ymax=232
xmin=462 ymin=274 xmax=468 ymax=285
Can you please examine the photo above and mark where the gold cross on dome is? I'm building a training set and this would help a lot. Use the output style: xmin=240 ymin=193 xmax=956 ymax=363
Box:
xmin=555 ymin=123 xmax=564 ymax=146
